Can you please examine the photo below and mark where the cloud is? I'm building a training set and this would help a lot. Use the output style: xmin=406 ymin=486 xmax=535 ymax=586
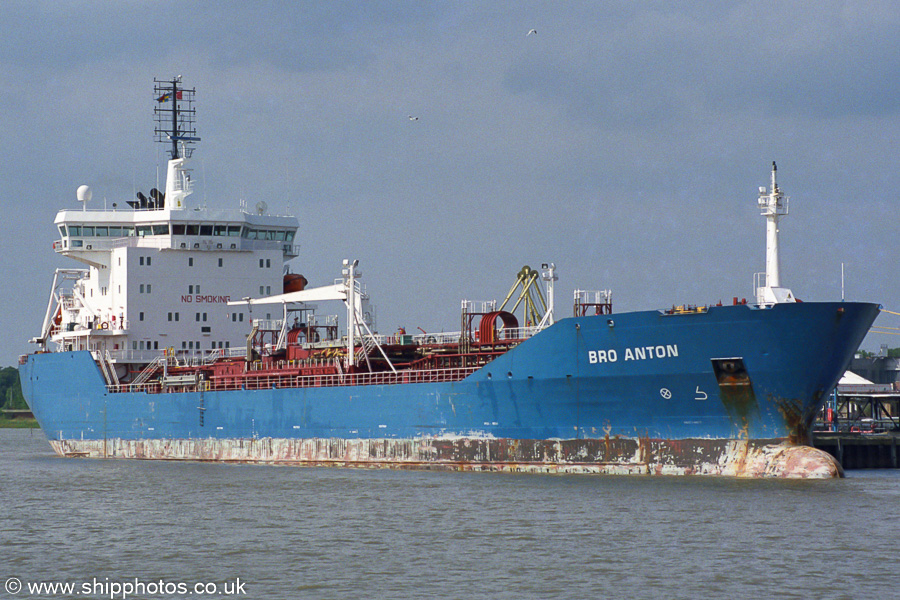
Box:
xmin=3 ymin=1 xmax=900 ymax=365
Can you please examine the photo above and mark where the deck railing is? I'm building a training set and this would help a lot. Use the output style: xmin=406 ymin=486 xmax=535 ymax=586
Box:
xmin=107 ymin=365 xmax=480 ymax=395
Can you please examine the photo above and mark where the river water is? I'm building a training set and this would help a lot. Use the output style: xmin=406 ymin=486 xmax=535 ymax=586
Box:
xmin=1 ymin=428 xmax=896 ymax=600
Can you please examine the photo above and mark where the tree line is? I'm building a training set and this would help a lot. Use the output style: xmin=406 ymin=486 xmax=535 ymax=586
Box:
xmin=857 ymin=348 xmax=900 ymax=359
xmin=0 ymin=367 xmax=27 ymax=410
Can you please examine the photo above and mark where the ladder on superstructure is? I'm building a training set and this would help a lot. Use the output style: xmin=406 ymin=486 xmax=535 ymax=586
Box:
xmin=131 ymin=356 xmax=167 ymax=387
xmin=95 ymin=350 xmax=121 ymax=387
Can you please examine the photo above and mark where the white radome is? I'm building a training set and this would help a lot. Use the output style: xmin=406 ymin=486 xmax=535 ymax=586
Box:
xmin=76 ymin=184 xmax=92 ymax=203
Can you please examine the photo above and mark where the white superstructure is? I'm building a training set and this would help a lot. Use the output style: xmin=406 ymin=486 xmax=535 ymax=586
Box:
xmin=31 ymin=78 xmax=300 ymax=365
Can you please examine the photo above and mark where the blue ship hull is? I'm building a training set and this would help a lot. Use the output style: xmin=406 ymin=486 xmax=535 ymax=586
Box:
xmin=19 ymin=301 xmax=879 ymax=477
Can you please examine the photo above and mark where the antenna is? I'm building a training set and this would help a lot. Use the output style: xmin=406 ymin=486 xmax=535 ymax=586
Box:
xmin=153 ymin=77 xmax=200 ymax=159
xmin=841 ymin=262 xmax=845 ymax=301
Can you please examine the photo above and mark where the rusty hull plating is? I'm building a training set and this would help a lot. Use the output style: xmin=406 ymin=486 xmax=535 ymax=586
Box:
xmin=49 ymin=436 xmax=843 ymax=478
xmin=23 ymin=300 xmax=880 ymax=480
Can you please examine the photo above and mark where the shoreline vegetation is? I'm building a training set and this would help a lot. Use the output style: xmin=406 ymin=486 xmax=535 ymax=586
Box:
xmin=0 ymin=416 xmax=39 ymax=428
xmin=1 ymin=365 xmax=34 ymax=428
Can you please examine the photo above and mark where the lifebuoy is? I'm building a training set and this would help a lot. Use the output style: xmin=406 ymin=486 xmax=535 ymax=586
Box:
xmin=100 ymin=322 xmax=109 ymax=330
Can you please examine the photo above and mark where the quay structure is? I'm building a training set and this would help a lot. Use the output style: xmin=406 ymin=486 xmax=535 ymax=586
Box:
xmin=813 ymin=356 xmax=900 ymax=469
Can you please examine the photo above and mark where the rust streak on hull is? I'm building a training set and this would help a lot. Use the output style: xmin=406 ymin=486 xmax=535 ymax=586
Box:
xmin=48 ymin=436 xmax=843 ymax=478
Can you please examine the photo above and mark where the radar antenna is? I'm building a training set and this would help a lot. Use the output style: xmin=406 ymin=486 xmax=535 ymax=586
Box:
xmin=153 ymin=76 xmax=201 ymax=159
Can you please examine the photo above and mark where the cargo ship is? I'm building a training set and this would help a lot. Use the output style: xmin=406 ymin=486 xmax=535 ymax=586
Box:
xmin=18 ymin=78 xmax=879 ymax=477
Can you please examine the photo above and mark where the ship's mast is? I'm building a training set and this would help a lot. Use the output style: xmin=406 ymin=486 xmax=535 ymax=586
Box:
xmin=153 ymin=76 xmax=200 ymax=159
xmin=763 ymin=162 xmax=784 ymax=287
xmin=153 ymin=77 xmax=201 ymax=210
xmin=756 ymin=161 xmax=795 ymax=305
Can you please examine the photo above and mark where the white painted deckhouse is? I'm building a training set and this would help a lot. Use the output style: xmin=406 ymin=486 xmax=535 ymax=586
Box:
xmin=32 ymin=77 xmax=300 ymax=367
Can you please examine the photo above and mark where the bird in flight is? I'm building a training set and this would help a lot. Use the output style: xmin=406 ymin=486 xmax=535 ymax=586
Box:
xmin=408 ymin=115 xmax=419 ymax=121
xmin=527 ymin=29 xmax=537 ymax=36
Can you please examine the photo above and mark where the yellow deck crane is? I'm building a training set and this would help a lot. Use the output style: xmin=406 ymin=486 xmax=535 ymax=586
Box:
xmin=497 ymin=265 xmax=548 ymax=327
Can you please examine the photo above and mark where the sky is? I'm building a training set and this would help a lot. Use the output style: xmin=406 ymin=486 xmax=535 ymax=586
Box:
xmin=2 ymin=0 xmax=900 ymax=366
